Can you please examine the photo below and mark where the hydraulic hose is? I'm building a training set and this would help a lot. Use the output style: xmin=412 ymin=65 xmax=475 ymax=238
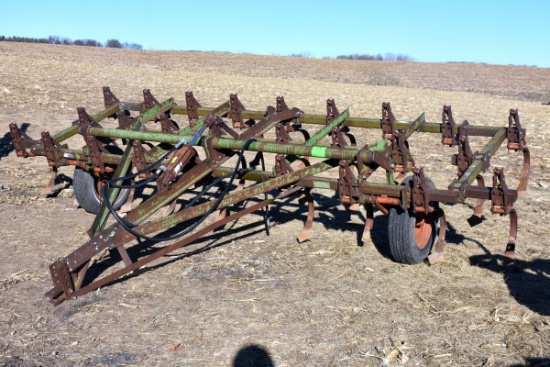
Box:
xmin=101 ymin=138 xmax=258 ymax=242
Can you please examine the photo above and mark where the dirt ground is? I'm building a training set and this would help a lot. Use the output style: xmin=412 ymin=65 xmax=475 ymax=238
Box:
xmin=0 ymin=42 xmax=549 ymax=367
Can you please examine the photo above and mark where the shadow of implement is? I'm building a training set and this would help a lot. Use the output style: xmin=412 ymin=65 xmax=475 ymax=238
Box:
xmin=470 ymin=243 xmax=550 ymax=316
xmin=508 ymin=357 xmax=550 ymax=367
xmin=79 ymin=190 xmax=370 ymax=291
xmin=233 ymin=344 xmax=274 ymax=367
xmin=0 ymin=122 xmax=29 ymax=160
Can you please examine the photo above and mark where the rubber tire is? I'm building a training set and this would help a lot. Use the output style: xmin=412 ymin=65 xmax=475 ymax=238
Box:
xmin=73 ymin=167 xmax=130 ymax=214
xmin=388 ymin=176 xmax=437 ymax=264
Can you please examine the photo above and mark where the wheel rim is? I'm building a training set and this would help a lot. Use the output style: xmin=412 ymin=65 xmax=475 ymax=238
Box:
xmin=93 ymin=173 xmax=119 ymax=202
xmin=415 ymin=212 xmax=434 ymax=250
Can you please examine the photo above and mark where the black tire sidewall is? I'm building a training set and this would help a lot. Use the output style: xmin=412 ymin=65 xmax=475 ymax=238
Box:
xmin=73 ymin=167 xmax=129 ymax=214
xmin=387 ymin=176 xmax=437 ymax=264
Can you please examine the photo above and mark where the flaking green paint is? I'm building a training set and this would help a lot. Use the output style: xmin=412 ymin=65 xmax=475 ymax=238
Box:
xmin=313 ymin=181 xmax=331 ymax=189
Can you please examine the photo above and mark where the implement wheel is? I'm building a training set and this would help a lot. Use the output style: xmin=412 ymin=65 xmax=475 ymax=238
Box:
xmin=73 ymin=167 xmax=130 ymax=214
xmin=388 ymin=176 xmax=437 ymax=264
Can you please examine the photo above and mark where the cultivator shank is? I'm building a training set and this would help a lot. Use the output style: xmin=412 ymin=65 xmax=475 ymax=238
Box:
xmin=7 ymin=87 xmax=530 ymax=305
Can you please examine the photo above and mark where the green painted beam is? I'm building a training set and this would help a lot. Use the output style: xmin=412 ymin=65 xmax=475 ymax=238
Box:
xmin=403 ymin=113 xmax=426 ymax=140
xmin=53 ymin=104 xmax=120 ymax=143
xmin=121 ymin=99 xmax=502 ymax=136
xmin=127 ymin=160 xmax=337 ymax=239
xmin=88 ymin=123 xmax=141 ymax=236
xmin=127 ymin=98 xmax=175 ymax=130
xmin=305 ymin=109 xmax=350 ymax=146
xmin=87 ymin=125 xmax=388 ymax=164
xmin=450 ymin=128 xmax=507 ymax=189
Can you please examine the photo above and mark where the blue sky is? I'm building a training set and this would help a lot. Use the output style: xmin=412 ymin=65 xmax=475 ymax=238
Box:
xmin=2 ymin=0 xmax=549 ymax=67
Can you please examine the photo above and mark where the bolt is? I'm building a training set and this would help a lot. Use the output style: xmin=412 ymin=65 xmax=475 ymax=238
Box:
xmin=390 ymin=164 xmax=396 ymax=169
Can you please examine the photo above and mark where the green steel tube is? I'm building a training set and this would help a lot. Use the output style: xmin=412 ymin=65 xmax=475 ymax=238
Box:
xmin=129 ymin=160 xmax=337 ymax=237
xmin=212 ymin=138 xmax=379 ymax=163
xmin=306 ymin=109 xmax=350 ymax=146
xmin=403 ymin=113 xmax=426 ymax=140
xmin=89 ymin=127 xmax=188 ymax=144
xmin=177 ymin=102 xmax=230 ymax=136
xmin=165 ymin=104 xmax=501 ymax=135
xmin=61 ymin=149 xmax=124 ymax=165
xmin=52 ymin=104 xmax=120 ymax=142
xmin=87 ymin=100 xmax=177 ymax=234
xmin=87 ymin=126 xmax=388 ymax=163
xmin=127 ymin=98 xmax=175 ymax=130
xmin=450 ymin=128 xmax=507 ymax=189
xmin=90 ymin=99 xmax=502 ymax=137
xmin=89 ymin=126 xmax=140 ymax=236
xmin=170 ymin=105 xmax=401 ymax=130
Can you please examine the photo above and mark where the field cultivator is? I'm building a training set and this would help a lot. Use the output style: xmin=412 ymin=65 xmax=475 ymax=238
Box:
xmin=7 ymin=87 xmax=530 ymax=305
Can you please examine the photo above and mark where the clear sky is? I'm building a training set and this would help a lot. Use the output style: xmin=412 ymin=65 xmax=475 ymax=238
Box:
xmin=2 ymin=0 xmax=549 ymax=67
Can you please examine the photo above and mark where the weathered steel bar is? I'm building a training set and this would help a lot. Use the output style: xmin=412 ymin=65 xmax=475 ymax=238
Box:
xmin=177 ymin=100 xmax=231 ymax=136
xmin=113 ymin=160 xmax=338 ymax=245
xmin=89 ymin=120 xmax=144 ymax=236
xmin=212 ymin=137 xmax=384 ymax=163
xmin=62 ymin=149 xmax=124 ymax=165
xmin=72 ymin=197 xmax=277 ymax=299
xmin=241 ymin=110 xmax=500 ymax=136
xmin=52 ymin=104 xmax=120 ymax=143
xmin=403 ymin=113 xmax=426 ymax=139
xmin=88 ymin=128 xmax=192 ymax=144
xmin=63 ymin=159 xmax=218 ymax=272
xmin=63 ymin=159 xmax=335 ymax=273
xmin=169 ymin=104 xmax=499 ymax=135
xmin=306 ymin=109 xmax=350 ymax=146
xmin=450 ymin=128 xmax=507 ymax=189
xmin=87 ymin=127 xmax=388 ymax=163
xmin=127 ymin=98 xmax=176 ymax=130
xmin=62 ymin=99 xmax=174 ymax=148
xmin=210 ymin=168 xmax=409 ymax=200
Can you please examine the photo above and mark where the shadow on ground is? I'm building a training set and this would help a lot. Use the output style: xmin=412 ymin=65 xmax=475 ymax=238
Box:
xmin=233 ymin=344 xmax=274 ymax=367
xmin=508 ymin=358 xmax=550 ymax=367
xmin=470 ymin=243 xmax=550 ymax=316
xmin=77 ymin=189 xmax=376 ymax=292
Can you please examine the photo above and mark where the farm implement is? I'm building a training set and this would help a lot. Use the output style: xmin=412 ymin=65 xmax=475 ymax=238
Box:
xmin=8 ymin=87 xmax=530 ymax=305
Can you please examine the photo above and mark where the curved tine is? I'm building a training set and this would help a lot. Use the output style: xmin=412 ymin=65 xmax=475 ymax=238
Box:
xmin=361 ymin=204 xmax=374 ymax=242
xmin=215 ymin=181 xmax=229 ymax=222
xmin=473 ymin=175 xmax=485 ymax=217
xmin=504 ymin=209 xmax=518 ymax=259
xmin=40 ymin=166 xmax=58 ymax=198
xmin=344 ymin=132 xmax=357 ymax=146
xmin=235 ymin=154 xmax=248 ymax=192
xmin=428 ymin=207 xmax=447 ymax=265
xmin=294 ymin=157 xmax=310 ymax=170
xmin=296 ymin=128 xmax=310 ymax=142
xmin=517 ymin=147 xmax=530 ymax=196
xmin=297 ymin=189 xmax=314 ymax=243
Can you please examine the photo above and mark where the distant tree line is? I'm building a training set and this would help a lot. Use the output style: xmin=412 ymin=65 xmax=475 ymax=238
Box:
xmin=335 ymin=53 xmax=414 ymax=62
xmin=287 ymin=52 xmax=415 ymax=62
xmin=0 ymin=35 xmax=142 ymax=50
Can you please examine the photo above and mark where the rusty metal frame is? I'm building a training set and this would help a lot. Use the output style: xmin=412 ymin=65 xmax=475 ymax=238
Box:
xmin=5 ymin=87 xmax=530 ymax=305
